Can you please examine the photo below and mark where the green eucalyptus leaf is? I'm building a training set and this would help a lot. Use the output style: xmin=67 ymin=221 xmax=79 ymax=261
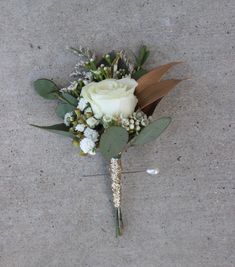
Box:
xmin=61 ymin=92 xmax=78 ymax=106
xmin=33 ymin=79 xmax=59 ymax=99
xmin=100 ymin=126 xmax=129 ymax=160
xmin=30 ymin=123 xmax=73 ymax=138
xmin=132 ymin=69 xmax=148 ymax=80
xmin=131 ymin=117 xmax=171 ymax=146
xmin=56 ymin=103 xmax=75 ymax=118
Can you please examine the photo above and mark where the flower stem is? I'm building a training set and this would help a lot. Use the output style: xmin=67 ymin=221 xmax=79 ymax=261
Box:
xmin=116 ymin=207 xmax=123 ymax=237
xmin=109 ymin=157 xmax=123 ymax=236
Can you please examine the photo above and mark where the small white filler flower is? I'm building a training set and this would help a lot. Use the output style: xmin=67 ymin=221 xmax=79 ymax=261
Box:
xmin=75 ymin=123 xmax=85 ymax=132
xmin=80 ymin=138 xmax=96 ymax=154
xmin=67 ymin=81 xmax=78 ymax=91
xmin=84 ymin=107 xmax=92 ymax=114
xmin=64 ymin=112 xmax=74 ymax=126
xmin=77 ymin=97 xmax=88 ymax=111
xmin=86 ymin=117 xmax=99 ymax=128
xmin=84 ymin=128 xmax=99 ymax=142
xmin=60 ymin=81 xmax=78 ymax=92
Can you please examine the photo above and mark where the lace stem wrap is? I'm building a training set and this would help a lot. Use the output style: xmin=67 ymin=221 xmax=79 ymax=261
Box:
xmin=109 ymin=157 xmax=123 ymax=236
xmin=109 ymin=157 xmax=122 ymax=208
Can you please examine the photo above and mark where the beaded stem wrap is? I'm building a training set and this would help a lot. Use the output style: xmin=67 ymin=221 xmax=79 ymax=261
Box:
xmin=109 ymin=158 xmax=122 ymax=208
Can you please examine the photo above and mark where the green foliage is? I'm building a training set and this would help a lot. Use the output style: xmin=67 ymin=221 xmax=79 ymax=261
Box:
xmin=135 ymin=45 xmax=150 ymax=69
xmin=61 ymin=92 xmax=78 ymax=106
xmin=56 ymin=103 xmax=75 ymax=118
xmin=30 ymin=123 xmax=73 ymax=138
xmin=33 ymin=79 xmax=59 ymax=99
xmin=131 ymin=45 xmax=150 ymax=80
xmin=131 ymin=117 xmax=171 ymax=145
xmin=100 ymin=126 xmax=129 ymax=160
xmin=132 ymin=69 xmax=148 ymax=80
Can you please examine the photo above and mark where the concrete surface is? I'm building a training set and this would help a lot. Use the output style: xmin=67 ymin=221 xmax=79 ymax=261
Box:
xmin=0 ymin=0 xmax=234 ymax=266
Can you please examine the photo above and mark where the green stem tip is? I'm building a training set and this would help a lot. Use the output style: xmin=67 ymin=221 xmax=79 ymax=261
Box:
xmin=116 ymin=207 xmax=123 ymax=237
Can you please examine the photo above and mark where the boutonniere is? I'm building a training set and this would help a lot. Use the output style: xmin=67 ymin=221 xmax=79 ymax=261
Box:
xmin=32 ymin=46 xmax=184 ymax=236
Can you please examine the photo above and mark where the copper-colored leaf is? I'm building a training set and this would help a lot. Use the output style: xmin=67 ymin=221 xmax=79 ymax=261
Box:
xmin=136 ymin=61 xmax=182 ymax=95
xmin=142 ymin=98 xmax=162 ymax=116
xmin=137 ymin=79 xmax=183 ymax=110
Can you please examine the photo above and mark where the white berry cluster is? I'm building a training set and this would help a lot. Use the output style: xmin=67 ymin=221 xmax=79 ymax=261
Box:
xmin=121 ymin=111 xmax=151 ymax=134
xmin=101 ymin=111 xmax=151 ymax=135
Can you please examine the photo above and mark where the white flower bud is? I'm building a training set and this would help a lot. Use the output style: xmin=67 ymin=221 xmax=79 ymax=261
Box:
xmin=136 ymin=111 xmax=144 ymax=119
xmin=84 ymin=107 xmax=92 ymax=114
xmin=77 ymin=98 xmax=88 ymax=111
xmin=94 ymin=113 xmax=102 ymax=120
xmin=80 ymin=138 xmax=96 ymax=154
xmin=103 ymin=115 xmax=113 ymax=122
xmin=75 ymin=124 xmax=85 ymax=132
xmin=84 ymin=128 xmax=99 ymax=142
xmin=86 ymin=117 xmax=99 ymax=128
xmin=141 ymin=120 xmax=146 ymax=126
xmin=64 ymin=112 xmax=74 ymax=126
xmin=121 ymin=118 xmax=129 ymax=126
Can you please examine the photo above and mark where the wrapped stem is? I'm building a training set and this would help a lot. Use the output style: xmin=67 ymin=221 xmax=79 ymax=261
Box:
xmin=109 ymin=157 xmax=123 ymax=236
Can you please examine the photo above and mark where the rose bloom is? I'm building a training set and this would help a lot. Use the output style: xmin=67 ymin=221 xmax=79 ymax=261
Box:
xmin=81 ymin=78 xmax=138 ymax=118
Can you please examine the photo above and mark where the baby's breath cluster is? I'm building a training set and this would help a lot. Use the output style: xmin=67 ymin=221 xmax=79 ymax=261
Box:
xmin=64 ymin=97 xmax=101 ymax=155
xmin=60 ymin=81 xmax=80 ymax=97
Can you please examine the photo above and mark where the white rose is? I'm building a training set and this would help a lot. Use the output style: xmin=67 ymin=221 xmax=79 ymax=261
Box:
xmin=81 ymin=78 xmax=138 ymax=118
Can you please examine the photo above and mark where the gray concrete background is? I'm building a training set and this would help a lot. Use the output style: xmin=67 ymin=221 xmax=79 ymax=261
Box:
xmin=0 ymin=0 xmax=234 ymax=266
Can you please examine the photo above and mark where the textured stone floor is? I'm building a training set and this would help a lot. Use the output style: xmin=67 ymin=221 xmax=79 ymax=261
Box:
xmin=0 ymin=0 xmax=234 ymax=266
